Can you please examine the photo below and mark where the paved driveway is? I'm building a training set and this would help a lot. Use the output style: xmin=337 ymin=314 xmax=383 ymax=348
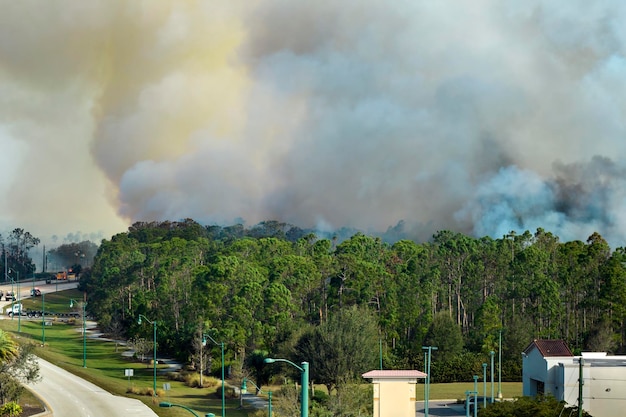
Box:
xmin=416 ymin=400 xmax=467 ymax=416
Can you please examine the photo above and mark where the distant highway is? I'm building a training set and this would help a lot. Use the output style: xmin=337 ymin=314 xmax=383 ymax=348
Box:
xmin=0 ymin=280 xmax=79 ymax=316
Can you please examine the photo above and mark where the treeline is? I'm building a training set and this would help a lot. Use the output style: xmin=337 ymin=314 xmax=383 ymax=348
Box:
xmin=80 ymin=220 xmax=626 ymax=383
xmin=0 ymin=228 xmax=40 ymax=279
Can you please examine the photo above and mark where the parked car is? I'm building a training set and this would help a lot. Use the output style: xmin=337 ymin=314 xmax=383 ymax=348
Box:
xmin=4 ymin=292 xmax=15 ymax=301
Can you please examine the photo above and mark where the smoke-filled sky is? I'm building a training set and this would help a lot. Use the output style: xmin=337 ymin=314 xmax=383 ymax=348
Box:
xmin=2 ymin=0 xmax=626 ymax=247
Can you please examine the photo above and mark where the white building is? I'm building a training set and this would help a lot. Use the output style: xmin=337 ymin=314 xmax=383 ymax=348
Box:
xmin=523 ymin=339 xmax=626 ymax=417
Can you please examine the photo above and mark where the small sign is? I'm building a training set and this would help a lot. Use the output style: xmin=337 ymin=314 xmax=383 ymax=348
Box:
xmin=125 ymin=369 xmax=134 ymax=377
xmin=163 ymin=383 xmax=171 ymax=391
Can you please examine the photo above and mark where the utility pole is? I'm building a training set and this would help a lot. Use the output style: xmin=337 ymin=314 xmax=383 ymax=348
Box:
xmin=578 ymin=358 xmax=584 ymax=417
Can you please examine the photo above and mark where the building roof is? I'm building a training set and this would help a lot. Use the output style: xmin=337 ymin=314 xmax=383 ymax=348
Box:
xmin=524 ymin=339 xmax=573 ymax=357
xmin=362 ymin=370 xmax=427 ymax=379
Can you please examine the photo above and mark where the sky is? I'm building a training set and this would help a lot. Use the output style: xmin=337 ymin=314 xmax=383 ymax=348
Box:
xmin=2 ymin=1 xmax=626 ymax=247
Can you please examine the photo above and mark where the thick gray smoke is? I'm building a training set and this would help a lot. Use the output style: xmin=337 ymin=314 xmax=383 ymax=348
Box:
xmin=2 ymin=1 xmax=626 ymax=246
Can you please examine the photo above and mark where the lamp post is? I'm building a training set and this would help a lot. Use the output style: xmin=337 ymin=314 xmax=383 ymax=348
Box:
xmin=202 ymin=333 xmax=225 ymax=417
xmin=473 ymin=375 xmax=478 ymax=417
xmin=422 ymin=346 xmax=438 ymax=417
xmin=10 ymin=270 xmax=21 ymax=333
xmin=241 ymin=378 xmax=271 ymax=417
xmin=465 ymin=390 xmax=478 ymax=417
xmin=264 ymin=358 xmax=309 ymax=417
xmin=138 ymin=314 xmax=157 ymax=397
xmin=70 ymin=299 xmax=87 ymax=367
xmin=41 ymin=293 xmax=46 ymax=345
xmin=159 ymin=401 xmax=213 ymax=417
xmin=482 ymin=363 xmax=487 ymax=409
xmin=17 ymin=273 xmax=20 ymax=333
xmin=74 ymin=250 xmax=85 ymax=267
xmin=489 ymin=351 xmax=495 ymax=403
xmin=498 ymin=329 xmax=503 ymax=400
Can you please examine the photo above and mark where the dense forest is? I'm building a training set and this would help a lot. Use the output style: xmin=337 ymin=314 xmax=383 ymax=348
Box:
xmin=79 ymin=219 xmax=626 ymax=385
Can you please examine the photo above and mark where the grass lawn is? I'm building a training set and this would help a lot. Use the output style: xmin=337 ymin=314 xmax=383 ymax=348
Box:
xmin=1 ymin=289 xmax=523 ymax=416
xmin=1 ymin=289 xmax=251 ymax=417
xmin=415 ymin=381 xmax=522 ymax=401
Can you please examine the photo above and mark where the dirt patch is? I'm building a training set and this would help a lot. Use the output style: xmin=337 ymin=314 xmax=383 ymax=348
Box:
xmin=20 ymin=403 xmax=46 ymax=417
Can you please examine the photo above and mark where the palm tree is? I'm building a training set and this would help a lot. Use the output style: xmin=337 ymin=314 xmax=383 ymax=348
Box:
xmin=0 ymin=331 xmax=18 ymax=364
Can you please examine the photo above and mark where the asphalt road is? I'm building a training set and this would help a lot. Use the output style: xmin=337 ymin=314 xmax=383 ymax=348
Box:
xmin=1 ymin=279 xmax=158 ymax=416
xmin=0 ymin=279 xmax=79 ymax=316
xmin=27 ymin=357 xmax=159 ymax=417
xmin=416 ymin=400 xmax=468 ymax=416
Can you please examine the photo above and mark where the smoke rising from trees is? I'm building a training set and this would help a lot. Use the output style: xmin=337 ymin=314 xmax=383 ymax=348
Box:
xmin=2 ymin=1 xmax=626 ymax=246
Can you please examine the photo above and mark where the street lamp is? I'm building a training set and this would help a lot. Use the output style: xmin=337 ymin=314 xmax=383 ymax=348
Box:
xmin=41 ymin=293 xmax=46 ymax=345
xmin=422 ymin=346 xmax=438 ymax=417
xmin=70 ymin=299 xmax=87 ymax=367
xmin=465 ymin=390 xmax=478 ymax=417
xmin=264 ymin=358 xmax=309 ymax=417
xmin=498 ymin=329 xmax=503 ymax=400
xmin=482 ymin=363 xmax=487 ymax=409
xmin=17 ymin=273 xmax=20 ymax=333
xmin=74 ymin=250 xmax=85 ymax=266
xmin=202 ymin=332 xmax=225 ymax=417
xmin=241 ymin=378 xmax=272 ymax=417
xmin=9 ymin=269 xmax=21 ymax=333
xmin=473 ymin=375 xmax=479 ymax=417
xmin=138 ymin=314 xmax=157 ymax=397
xmin=489 ymin=351 xmax=495 ymax=403
xmin=159 ymin=401 xmax=214 ymax=417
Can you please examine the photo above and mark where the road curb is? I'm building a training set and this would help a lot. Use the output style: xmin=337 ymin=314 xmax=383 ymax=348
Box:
xmin=23 ymin=385 xmax=52 ymax=417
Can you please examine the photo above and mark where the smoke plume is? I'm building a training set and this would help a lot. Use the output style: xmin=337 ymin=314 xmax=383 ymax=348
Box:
xmin=2 ymin=1 xmax=626 ymax=246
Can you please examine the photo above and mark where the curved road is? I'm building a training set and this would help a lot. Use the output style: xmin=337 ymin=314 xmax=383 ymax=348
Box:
xmin=0 ymin=279 xmax=158 ymax=416
xmin=27 ymin=358 xmax=158 ymax=417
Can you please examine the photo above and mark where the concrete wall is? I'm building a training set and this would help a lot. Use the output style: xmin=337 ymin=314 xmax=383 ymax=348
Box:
xmin=560 ymin=362 xmax=626 ymax=417
xmin=525 ymin=353 xmax=626 ymax=417
xmin=523 ymin=349 xmax=580 ymax=400
xmin=522 ymin=349 xmax=547 ymax=396
xmin=371 ymin=380 xmax=416 ymax=417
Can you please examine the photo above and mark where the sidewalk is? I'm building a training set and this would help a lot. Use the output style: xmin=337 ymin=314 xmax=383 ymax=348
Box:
xmin=241 ymin=392 xmax=269 ymax=409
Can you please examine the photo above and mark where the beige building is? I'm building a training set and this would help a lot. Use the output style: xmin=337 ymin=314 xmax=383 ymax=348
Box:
xmin=362 ymin=370 xmax=427 ymax=417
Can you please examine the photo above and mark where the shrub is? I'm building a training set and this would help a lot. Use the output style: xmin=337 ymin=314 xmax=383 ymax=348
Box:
xmin=216 ymin=385 xmax=238 ymax=399
xmin=126 ymin=386 xmax=141 ymax=395
xmin=0 ymin=402 xmax=21 ymax=417
xmin=167 ymin=371 xmax=185 ymax=382
xmin=312 ymin=389 xmax=329 ymax=405
xmin=126 ymin=386 xmax=164 ymax=397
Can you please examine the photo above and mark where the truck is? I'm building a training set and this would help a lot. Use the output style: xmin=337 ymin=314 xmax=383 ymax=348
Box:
xmin=5 ymin=304 xmax=25 ymax=317
xmin=5 ymin=303 xmax=82 ymax=319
